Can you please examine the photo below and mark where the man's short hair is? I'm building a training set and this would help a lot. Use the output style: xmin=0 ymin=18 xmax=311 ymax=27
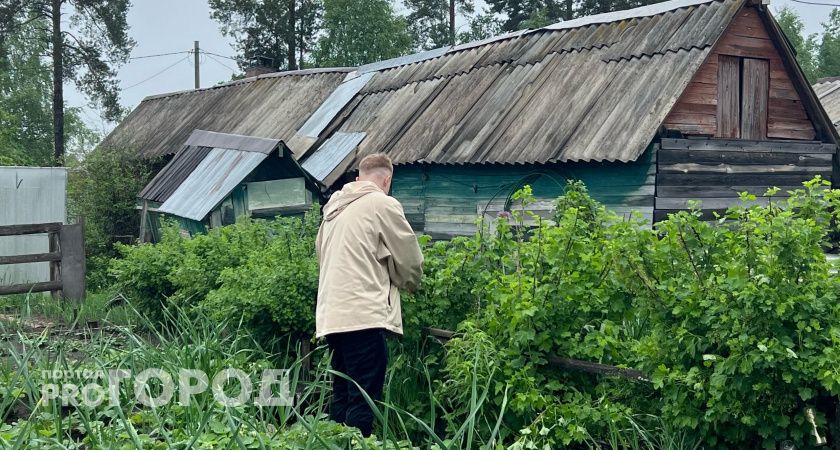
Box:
xmin=359 ymin=153 xmax=393 ymax=177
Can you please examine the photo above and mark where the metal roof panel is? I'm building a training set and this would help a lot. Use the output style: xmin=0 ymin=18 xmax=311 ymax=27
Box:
xmin=158 ymin=148 xmax=268 ymax=221
xmin=301 ymin=132 xmax=366 ymax=182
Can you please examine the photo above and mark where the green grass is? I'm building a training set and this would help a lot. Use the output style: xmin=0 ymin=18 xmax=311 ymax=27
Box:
xmin=0 ymin=303 xmax=700 ymax=449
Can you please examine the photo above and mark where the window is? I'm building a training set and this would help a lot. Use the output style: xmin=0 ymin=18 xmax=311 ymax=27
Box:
xmin=246 ymin=178 xmax=311 ymax=216
xmin=717 ymin=55 xmax=769 ymax=140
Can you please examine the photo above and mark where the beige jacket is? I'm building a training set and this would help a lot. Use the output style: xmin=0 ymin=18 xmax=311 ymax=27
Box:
xmin=315 ymin=181 xmax=423 ymax=338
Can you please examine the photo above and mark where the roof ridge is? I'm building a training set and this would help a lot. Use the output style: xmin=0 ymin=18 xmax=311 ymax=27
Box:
xmin=141 ymin=67 xmax=355 ymax=102
xmin=357 ymin=43 xmax=616 ymax=97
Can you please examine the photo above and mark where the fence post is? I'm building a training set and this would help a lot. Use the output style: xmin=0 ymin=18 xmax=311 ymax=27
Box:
xmin=59 ymin=223 xmax=85 ymax=301
xmin=49 ymin=231 xmax=60 ymax=300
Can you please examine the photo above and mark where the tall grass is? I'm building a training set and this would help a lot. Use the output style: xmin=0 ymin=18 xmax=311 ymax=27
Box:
xmin=0 ymin=304 xmax=700 ymax=449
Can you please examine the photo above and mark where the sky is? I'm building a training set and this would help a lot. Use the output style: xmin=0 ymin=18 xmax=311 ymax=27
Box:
xmin=65 ymin=0 xmax=833 ymax=136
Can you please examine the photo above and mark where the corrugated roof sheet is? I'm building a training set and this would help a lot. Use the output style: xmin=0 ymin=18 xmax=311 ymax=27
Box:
xmin=101 ymin=69 xmax=350 ymax=158
xmin=815 ymin=78 xmax=840 ymax=128
xmin=295 ymin=73 xmax=375 ymax=139
xmin=159 ymin=148 xmax=268 ymax=221
xmin=139 ymin=130 xmax=282 ymax=204
xmin=301 ymin=132 xmax=366 ymax=183
xmin=299 ymin=0 xmax=743 ymax=179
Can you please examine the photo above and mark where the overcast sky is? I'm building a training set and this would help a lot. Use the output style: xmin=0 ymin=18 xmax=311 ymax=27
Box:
xmin=65 ymin=0 xmax=831 ymax=136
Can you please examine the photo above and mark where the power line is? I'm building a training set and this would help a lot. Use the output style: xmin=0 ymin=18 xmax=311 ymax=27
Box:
xmin=128 ymin=50 xmax=191 ymax=60
xmin=123 ymin=55 xmax=190 ymax=90
xmin=201 ymin=50 xmax=238 ymax=61
xmin=205 ymin=53 xmax=237 ymax=72
xmin=790 ymin=0 xmax=840 ymax=6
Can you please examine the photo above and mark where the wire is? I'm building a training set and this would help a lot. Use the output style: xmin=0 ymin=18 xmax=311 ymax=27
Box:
xmin=790 ymin=0 xmax=840 ymax=6
xmin=205 ymin=53 xmax=237 ymax=72
xmin=128 ymin=50 xmax=191 ymax=60
xmin=123 ymin=55 xmax=190 ymax=90
xmin=201 ymin=50 xmax=238 ymax=61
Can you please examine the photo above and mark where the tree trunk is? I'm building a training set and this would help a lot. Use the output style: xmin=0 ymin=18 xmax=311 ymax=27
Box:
xmin=449 ymin=0 xmax=456 ymax=45
xmin=51 ymin=0 xmax=64 ymax=165
xmin=288 ymin=0 xmax=297 ymax=70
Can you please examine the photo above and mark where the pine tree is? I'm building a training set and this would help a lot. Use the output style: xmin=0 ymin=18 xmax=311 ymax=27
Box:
xmin=209 ymin=0 xmax=322 ymax=71
xmin=313 ymin=0 xmax=414 ymax=67
xmin=0 ymin=0 xmax=133 ymax=164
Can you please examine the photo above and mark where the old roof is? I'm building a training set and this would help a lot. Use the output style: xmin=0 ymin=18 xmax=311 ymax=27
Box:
xmin=101 ymin=68 xmax=352 ymax=158
xmin=295 ymin=0 xmax=823 ymax=184
xmin=814 ymin=77 xmax=840 ymax=128
xmin=139 ymin=130 xmax=282 ymax=219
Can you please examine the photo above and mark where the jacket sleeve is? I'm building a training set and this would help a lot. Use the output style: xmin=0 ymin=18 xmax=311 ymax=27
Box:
xmin=378 ymin=197 xmax=424 ymax=291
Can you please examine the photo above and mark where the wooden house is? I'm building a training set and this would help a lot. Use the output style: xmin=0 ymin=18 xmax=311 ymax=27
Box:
xmin=108 ymin=0 xmax=837 ymax=240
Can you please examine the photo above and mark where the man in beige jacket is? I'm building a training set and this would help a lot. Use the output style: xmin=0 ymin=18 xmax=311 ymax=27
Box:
xmin=315 ymin=153 xmax=423 ymax=437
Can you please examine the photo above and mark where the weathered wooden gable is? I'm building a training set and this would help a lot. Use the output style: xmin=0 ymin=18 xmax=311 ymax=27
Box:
xmin=663 ymin=6 xmax=816 ymax=140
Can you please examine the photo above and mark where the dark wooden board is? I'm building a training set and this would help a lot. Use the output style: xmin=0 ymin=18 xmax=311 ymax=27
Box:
xmin=656 ymin=185 xmax=806 ymax=198
xmin=656 ymin=196 xmax=776 ymax=210
xmin=660 ymin=138 xmax=834 ymax=154
xmin=423 ymin=327 xmax=649 ymax=382
xmin=717 ymin=55 xmax=741 ymax=138
xmin=658 ymin=149 xmax=833 ymax=166
xmin=657 ymin=172 xmax=831 ymax=186
xmin=0 ymin=223 xmax=62 ymax=237
xmin=658 ymin=163 xmax=829 ymax=174
xmin=59 ymin=224 xmax=86 ymax=301
xmin=0 ymin=252 xmax=62 ymax=265
xmin=740 ymin=58 xmax=769 ymax=140
xmin=0 ymin=280 xmax=63 ymax=296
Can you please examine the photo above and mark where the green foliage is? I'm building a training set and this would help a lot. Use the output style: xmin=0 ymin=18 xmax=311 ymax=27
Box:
xmin=67 ymin=146 xmax=158 ymax=289
xmin=3 ymin=0 xmax=133 ymax=161
xmin=404 ymin=0 xmax=474 ymax=49
xmin=619 ymin=178 xmax=840 ymax=448
xmin=209 ymin=0 xmax=322 ymax=71
xmin=427 ymin=178 xmax=840 ymax=448
xmin=777 ymin=6 xmax=819 ymax=83
xmin=102 ymin=176 xmax=840 ymax=448
xmin=313 ymin=0 xmax=414 ymax=67
xmin=110 ymin=210 xmax=321 ymax=343
xmin=203 ymin=213 xmax=321 ymax=341
xmin=0 ymin=18 xmax=96 ymax=166
xmin=819 ymin=8 xmax=840 ymax=79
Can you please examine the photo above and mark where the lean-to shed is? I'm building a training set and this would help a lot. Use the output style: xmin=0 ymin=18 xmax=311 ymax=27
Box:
xmin=137 ymin=130 xmax=317 ymax=240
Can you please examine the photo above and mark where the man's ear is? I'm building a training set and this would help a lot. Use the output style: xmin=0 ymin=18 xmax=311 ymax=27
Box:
xmin=355 ymin=176 xmax=359 ymax=181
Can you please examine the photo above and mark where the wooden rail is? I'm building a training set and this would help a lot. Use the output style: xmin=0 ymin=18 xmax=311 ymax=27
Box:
xmin=0 ymin=222 xmax=85 ymax=300
xmin=423 ymin=327 xmax=650 ymax=383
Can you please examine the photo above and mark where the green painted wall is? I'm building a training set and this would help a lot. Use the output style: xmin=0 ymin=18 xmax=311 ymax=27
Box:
xmin=391 ymin=144 xmax=656 ymax=238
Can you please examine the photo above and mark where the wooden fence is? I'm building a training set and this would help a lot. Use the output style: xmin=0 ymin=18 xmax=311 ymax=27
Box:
xmin=0 ymin=222 xmax=85 ymax=300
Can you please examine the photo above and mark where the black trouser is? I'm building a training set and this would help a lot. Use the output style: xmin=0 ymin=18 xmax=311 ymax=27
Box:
xmin=325 ymin=328 xmax=388 ymax=437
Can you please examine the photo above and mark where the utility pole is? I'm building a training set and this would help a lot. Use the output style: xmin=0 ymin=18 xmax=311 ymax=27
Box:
xmin=449 ymin=0 xmax=455 ymax=46
xmin=194 ymin=40 xmax=200 ymax=89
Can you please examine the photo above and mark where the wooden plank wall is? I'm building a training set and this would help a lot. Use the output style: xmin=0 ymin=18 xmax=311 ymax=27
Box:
xmin=654 ymin=138 xmax=834 ymax=221
xmin=663 ymin=6 xmax=817 ymax=140
xmin=391 ymin=145 xmax=657 ymax=238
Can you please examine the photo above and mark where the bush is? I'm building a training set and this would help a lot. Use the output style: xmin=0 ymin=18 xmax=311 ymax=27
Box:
xmin=67 ymin=146 xmax=159 ymax=289
xmin=109 ymin=209 xmax=321 ymax=344
xmin=202 ymin=213 xmax=320 ymax=342
xmin=618 ymin=178 xmax=840 ymax=448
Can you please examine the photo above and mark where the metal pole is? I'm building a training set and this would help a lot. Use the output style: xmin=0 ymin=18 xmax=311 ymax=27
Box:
xmin=194 ymin=40 xmax=200 ymax=89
